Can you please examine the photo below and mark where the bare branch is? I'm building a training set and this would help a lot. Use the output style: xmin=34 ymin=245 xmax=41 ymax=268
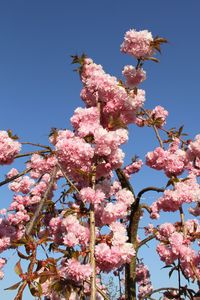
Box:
xmin=57 ymin=161 xmax=80 ymax=194
xmin=25 ymin=166 xmax=58 ymax=235
xmin=0 ymin=168 xmax=32 ymax=187
xmin=137 ymin=186 xmax=164 ymax=202
xmin=15 ymin=150 xmax=51 ymax=159
xmin=137 ymin=234 xmax=155 ymax=249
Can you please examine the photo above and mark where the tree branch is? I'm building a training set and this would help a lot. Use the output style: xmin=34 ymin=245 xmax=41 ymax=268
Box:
xmin=56 ymin=161 xmax=80 ymax=194
xmin=0 ymin=168 xmax=32 ymax=187
xmin=15 ymin=150 xmax=51 ymax=159
xmin=25 ymin=166 xmax=58 ymax=235
xmin=137 ymin=186 xmax=164 ymax=202
xmin=137 ymin=234 xmax=155 ymax=249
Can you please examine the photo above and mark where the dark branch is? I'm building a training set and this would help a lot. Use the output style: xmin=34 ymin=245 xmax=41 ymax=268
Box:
xmin=0 ymin=168 xmax=32 ymax=187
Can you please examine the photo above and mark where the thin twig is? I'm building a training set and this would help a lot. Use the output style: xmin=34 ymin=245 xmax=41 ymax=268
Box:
xmin=152 ymin=124 xmax=163 ymax=148
xmin=179 ymin=206 xmax=186 ymax=237
xmin=137 ymin=234 xmax=155 ymax=249
xmin=85 ymin=279 xmax=110 ymax=300
xmin=141 ymin=108 xmax=164 ymax=148
xmin=89 ymin=164 xmax=97 ymax=300
xmin=137 ymin=186 xmax=164 ymax=202
xmin=141 ymin=287 xmax=182 ymax=299
xmin=15 ymin=150 xmax=51 ymax=159
xmin=14 ymin=281 xmax=27 ymax=300
xmin=56 ymin=161 xmax=80 ymax=194
xmin=140 ymin=203 xmax=152 ymax=214
xmin=21 ymin=142 xmax=52 ymax=150
xmin=0 ymin=168 xmax=32 ymax=187
xmin=25 ymin=166 xmax=58 ymax=235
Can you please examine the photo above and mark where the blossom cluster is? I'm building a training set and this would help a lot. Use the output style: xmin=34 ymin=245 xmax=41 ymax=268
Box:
xmin=156 ymin=220 xmax=200 ymax=280
xmin=136 ymin=262 xmax=153 ymax=299
xmin=0 ymin=27 xmax=199 ymax=300
xmin=0 ymin=131 xmax=21 ymax=165
xmin=150 ymin=175 xmax=200 ymax=218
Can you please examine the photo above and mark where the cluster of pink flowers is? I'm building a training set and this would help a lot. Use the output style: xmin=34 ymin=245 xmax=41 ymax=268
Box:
xmin=136 ymin=262 xmax=153 ymax=299
xmin=95 ymin=221 xmax=134 ymax=273
xmin=188 ymin=134 xmax=200 ymax=158
xmin=150 ymin=105 xmax=169 ymax=127
xmin=122 ymin=65 xmax=146 ymax=88
xmin=80 ymin=58 xmax=146 ymax=126
xmin=156 ymin=222 xmax=200 ymax=280
xmin=97 ymin=188 xmax=135 ymax=224
xmin=55 ymin=130 xmax=94 ymax=183
xmin=0 ymin=131 xmax=21 ymax=165
xmin=146 ymin=139 xmax=187 ymax=177
xmin=120 ymin=29 xmax=154 ymax=59
xmin=150 ymin=175 xmax=200 ymax=218
xmin=8 ymin=169 xmax=34 ymax=194
xmin=49 ymin=215 xmax=89 ymax=247
xmin=123 ymin=159 xmax=143 ymax=179
xmin=79 ymin=187 xmax=105 ymax=205
xmin=59 ymin=258 xmax=92 ymax=283
xmin=0 ymin=216 xmax=24 ymax=254
xmin=70 ymin=106 xmax=100 ymax=138
xmin=0 ymin=28 xmax=199 ymax=300
xmin=27 ymin=154 xmax=57 ymax=178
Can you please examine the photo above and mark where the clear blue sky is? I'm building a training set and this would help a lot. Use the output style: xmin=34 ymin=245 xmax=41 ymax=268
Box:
xmin=0 ymin=1 xmax=200 ymax=298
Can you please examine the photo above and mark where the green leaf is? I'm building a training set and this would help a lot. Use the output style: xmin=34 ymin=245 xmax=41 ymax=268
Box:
xmin=161 ymin=264 xmax=172 ymax=269
xmin=14 ymin=260 xmax=23 ymax=276
xmin=4 ymin=281 xmax=21 ymax=290
xmin=17 ymin=250 xmax=30 ymax=260
xmin=169 ymin=267 xmax=175 ymax=278
xmin=28 ymin=283 xmax=38 ymax=297
xmin=145 ymin=57 xmax=160 ymax=63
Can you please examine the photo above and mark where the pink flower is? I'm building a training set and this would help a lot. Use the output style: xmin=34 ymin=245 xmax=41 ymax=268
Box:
xmin=123 ymin=159 xmax=143 ymax=178
xmin=188 ymin=134 xmax=200 ymax=158
xmin=0 ymin=131 xmax=21 ymax=165
xmin=27 ymin=154 xmax=57 ymax=178
xmin=150 ymin=105 xmax=168 ymax=127
xmin=79 ymin=187 xmax=105 ymax=204
xmin=59 ymin=258 xmax=92 ymax=282
xmin=122 ymin=65 xmax=146 ymax=88
xmin=156 ymin=223 xmax=176 ymax=241
xmin=146 ymin=147 xmax=166 ymax=170
xmin=70 ymin=107 xmax=100 ymax=138
xmin=121 ymin=29 xmax=154 ymax=59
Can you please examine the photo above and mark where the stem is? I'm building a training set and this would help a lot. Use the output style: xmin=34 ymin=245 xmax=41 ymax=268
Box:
xmin=15 ymin=150 xmax=51 ymax=159
xmin=90 ymin=164 xmax=96 ymax=300
xmin=152 ymin=124 xmax=163 ymax=148
xmin=57 ymin=161 xmax=80 ymax=194
xmin=25 ymin=166 xmax=58 ymax=235
xmin=21 ymin=142 xmax=52 ymax=150
xmin=14 ymin=281 xmax=27 ymax=300
xmin=137 ymin=234 xmax=155 ymax=249
xmin=118 ymin=271 xmax=122 ymax=298
xmin=115 ymin=173 xmax=165 ymax=299
xmin=137 ymin=186 xmax=164 ymax=200
xmin=178 ymin=260 xmax=181 ymax=296
xmin=140 ymin=203 xmax=152 ymax=214
xmin=179 ymin=206 xmax=186 ymax=237
xmin=141 ymin=287 xmax=182 ymax=299
xmin=0 ymin=168 xmax=32 ymax=187
xmin=85 ymin=279 xmax=110 ymax=300
xmin=141 ymin=108 xmax=164 ymax=148
xmin=116 ymin=168 xmax=138 ymax=300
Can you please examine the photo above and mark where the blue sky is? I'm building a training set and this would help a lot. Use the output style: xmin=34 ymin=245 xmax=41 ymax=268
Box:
xmin=0 ymin=0 xmax=200 ymax=298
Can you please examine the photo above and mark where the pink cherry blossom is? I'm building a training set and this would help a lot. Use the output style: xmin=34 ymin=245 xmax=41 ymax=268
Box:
xmin=122 ymin=65 xmax=146 ymax=88
xmin=121 ymin=29 xmax=154 ymax=59
xmin=0 ymin=131 xmax=21 ymax=165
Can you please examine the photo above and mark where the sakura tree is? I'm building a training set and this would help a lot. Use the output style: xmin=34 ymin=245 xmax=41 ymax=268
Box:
xmin=0 ymin=28 xmax=199 ymax=300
